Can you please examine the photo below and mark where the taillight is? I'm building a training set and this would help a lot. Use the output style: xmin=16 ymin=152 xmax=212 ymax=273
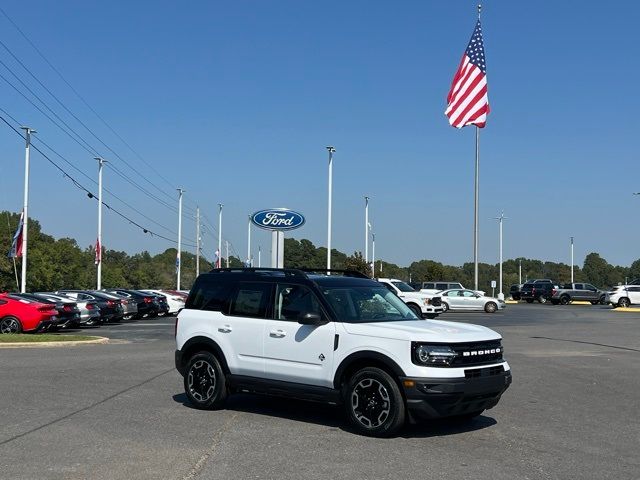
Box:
xmin=63 ymin=305 xmax=73 ymax=312
xmin=106 ymin=300 xmax=115 ymax=307
xmin=144 ymin=297 xmax=152 ymax=303
xmin=87 ymin=304 xmax=95 ymax=310
xmin=38 ymin=305 xmax=55 ymax=312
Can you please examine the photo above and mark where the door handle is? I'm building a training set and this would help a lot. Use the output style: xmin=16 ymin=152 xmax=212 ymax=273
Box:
xmin=218 ymin=325 xmax=232 ymax=333
xmin=269 ymin=329 xmax=287 ymax=338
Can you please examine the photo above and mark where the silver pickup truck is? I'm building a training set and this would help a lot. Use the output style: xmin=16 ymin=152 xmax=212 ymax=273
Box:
xmin=550 ymin=283 xmax=605 ymax=305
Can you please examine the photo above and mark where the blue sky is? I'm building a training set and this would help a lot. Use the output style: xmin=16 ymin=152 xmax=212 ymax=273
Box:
xmin=0 ymin=1 xmax=638 ymax=268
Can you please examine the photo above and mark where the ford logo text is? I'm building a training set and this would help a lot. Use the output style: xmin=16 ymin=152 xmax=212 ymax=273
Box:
xmin=251 ymin=209 xmax=306 ymax=231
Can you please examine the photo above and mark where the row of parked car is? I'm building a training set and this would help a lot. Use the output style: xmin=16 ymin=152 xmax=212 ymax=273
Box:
xmin=509 ymin=279 xmax=640 ymax=307
xmin=0 ymin=288 xmax=187 ymax=334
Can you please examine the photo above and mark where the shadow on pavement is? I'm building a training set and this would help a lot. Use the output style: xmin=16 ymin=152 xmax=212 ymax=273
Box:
xmin=171 ymin=392 xmax=497 ymax=438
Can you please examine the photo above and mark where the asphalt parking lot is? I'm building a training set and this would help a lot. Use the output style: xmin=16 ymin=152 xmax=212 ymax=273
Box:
xmin=1 ymin=305 xmax=639 ymax=480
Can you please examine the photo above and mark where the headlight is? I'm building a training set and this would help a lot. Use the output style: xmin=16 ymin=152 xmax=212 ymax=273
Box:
xmin=413 ymin=345 xmax=457 ymax=367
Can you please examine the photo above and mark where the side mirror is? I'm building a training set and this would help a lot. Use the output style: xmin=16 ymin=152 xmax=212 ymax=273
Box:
xmin=298 ymin=312 xmax=326 ymax=326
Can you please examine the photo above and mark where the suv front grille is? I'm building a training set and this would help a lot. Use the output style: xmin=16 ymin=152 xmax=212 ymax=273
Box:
xmin=431 ymin=296 xmax=442 ymax=307
xmin=450 ymin=340 xmax=503 ymax=367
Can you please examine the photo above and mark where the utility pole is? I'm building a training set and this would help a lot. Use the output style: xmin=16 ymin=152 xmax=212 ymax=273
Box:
xmin=364 ymin=196 xmax=369 ymax=263
xmin=225 ymin=240 xmax=230 ymax=268
xmin=570 ymin=236 xmax=574 ymax=283
xmin=95 ymin=157 xmax=105 ymax=290
xmin=177 ymin=188 xmax=184 ymax=290
xmin=247 ymin=214 xmax=252 ymax=267
xmin=20 ymin=126 xmax=35 ymax=293
xmin=258 ymin=245 xmax=262 ymax=268
xmin=196 ymin=206 xmax=200 ymax=277
xmin=326 ymin=146 xmax=335 ymax=270
xmin=218 ymin=203 xmax=223 ymax=267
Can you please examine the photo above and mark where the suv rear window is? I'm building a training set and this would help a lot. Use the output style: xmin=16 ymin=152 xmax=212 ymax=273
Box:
xmin=187 ymin=278 xmax=233 ymax=311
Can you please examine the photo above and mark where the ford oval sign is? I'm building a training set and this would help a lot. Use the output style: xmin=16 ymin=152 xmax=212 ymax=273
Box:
xmin=251 ymin=208 xmax=305 ymax=231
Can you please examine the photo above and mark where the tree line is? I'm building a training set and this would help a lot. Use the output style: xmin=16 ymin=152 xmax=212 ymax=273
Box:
xmin=1 ymin=211 xmax=638 ymax=292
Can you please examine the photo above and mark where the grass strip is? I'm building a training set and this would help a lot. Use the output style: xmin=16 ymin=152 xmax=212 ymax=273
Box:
xmin=0 ymin=334 xmax=100 ymax=343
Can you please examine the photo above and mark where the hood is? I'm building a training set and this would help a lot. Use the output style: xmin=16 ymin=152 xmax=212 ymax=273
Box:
xmin=397 ymin=291 xmax=432 ymax=300
xmin=341 ymin=319 xmax=501 ymax=343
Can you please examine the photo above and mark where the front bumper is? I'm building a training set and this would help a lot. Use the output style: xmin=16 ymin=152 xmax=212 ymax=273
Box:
xmin=401 ymin=366 xmax=512 ymax=421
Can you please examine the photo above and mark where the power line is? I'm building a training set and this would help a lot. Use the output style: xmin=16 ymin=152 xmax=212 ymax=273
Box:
xmin=0 ymin=113 xmax=196 ymax=248
xmin=0 ymin=7 xmax=195 ymax=210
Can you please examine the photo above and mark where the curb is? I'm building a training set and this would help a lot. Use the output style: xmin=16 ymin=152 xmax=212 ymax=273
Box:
xmin=611 ymin=307 xmax=640 ymax=313
xmin=0 ymin=336 xmax=109 ymax=349
xmin=505 ymin=300 xmax=519 ymax=304
xmin=571 ymin=301 xmax=592 ymax=305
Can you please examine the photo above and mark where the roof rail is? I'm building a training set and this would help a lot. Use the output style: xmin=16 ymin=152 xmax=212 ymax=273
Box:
xmin=207 ymin=267 xmax=307 ymax=278
xmin=298 ymin=268 xmax=370 ymax=279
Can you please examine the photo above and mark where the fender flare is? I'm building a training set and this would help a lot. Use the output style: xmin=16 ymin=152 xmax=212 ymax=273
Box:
xmin=333 ymin=350 xmax=406 ymax=390
xmin=179 ymin=335 xmax=230 ymax=374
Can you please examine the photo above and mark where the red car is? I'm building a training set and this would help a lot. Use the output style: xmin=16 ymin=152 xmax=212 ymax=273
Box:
xmin=0 ymin=293 xmax=57 ymax=334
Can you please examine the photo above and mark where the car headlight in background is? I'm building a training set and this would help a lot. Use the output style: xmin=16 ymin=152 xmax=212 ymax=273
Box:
xmin=413 ymin=345 xmax=457 ymax=367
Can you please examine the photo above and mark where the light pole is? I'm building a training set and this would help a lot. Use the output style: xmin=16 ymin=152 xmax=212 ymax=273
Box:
xmin=495 ymin=211 xmax=506 ymax=300
xmin=258 ymin=245 xmax=262 ymax=268
xmin=95 ymin=157 xmax=105 ymax=290
xmin=570 ymin=236 xmax=574 ymax=283
xmin=177 ymin=188 xmax=184 ymax=290
xmin=518 ymin=258 xmax=522 ymax=286
xmin=371 ymin=231 xmax=376 ymax=278
xmin=226 ymin=240 xmax=230 ymax=268
xmin=19 ymin=126 xmax=35 ymax=293
xmin=196 ymin=206 xmax=200 ymax=277
xmin=326 ymin=146 xmax=335 ymax=270
xmin=364 ymin=196 xmax=369 ymax=263
xmin=247 ymin=214 xmax=252 ymax=267
xmin=218 ymin=203 xmax=223 ymax=268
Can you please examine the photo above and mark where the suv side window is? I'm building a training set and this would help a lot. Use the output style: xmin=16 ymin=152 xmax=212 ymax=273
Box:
xmin=381 ymin=282 xmax=396 ymax=293
xmin=436 ymin=283 xmax=448 ymax=291
xmin=229 ymin=282 xmax=272 ymax=318
xmin=423 ymin=283 xmax=434 ymax=289
xmin=187 ymin=278 xmax=233 ymax=312
xmin=274 ymin=284 xmax=325 ymax=322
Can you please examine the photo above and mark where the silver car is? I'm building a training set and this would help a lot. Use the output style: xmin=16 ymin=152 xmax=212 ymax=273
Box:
xmin=439 ymin=289 xmax=506 ymax=313
xmin=96 ymin=291 xmax=139 ymax=319
xmin=36 ymin=292 xmax=102 ymax=326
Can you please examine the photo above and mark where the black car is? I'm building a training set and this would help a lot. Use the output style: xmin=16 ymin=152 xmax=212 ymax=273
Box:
xmin=11 ymin=293 xmax=80 ymax=329
xmin=519 ymin=282 xmax=555 ymax=304
xmin=57 ymin=290 xmax=124 ymax=323
xmin=104 ymin=289 xmax=158 ymax=318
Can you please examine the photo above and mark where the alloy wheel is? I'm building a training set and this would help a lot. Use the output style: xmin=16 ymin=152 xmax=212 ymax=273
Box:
xmin=0 ymin=317 xmax=20 ymax=334
xmin=187 ymin=360 xmax=217 ymax=403
xmin=351 ymin=378 xmax=391 ymax=429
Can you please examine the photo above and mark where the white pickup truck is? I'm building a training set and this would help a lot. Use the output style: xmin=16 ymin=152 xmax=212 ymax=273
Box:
xmin=376 ymin=278 xmax=444 ymax=319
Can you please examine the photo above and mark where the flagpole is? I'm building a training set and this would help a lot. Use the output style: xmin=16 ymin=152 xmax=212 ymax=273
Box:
xmin=20 ymin=126 xmax=35 ymax=293
xmin=473 ymin=126 xmax=479 ymax=291
xmin=177 ymin=188 xmax=184 ymax=290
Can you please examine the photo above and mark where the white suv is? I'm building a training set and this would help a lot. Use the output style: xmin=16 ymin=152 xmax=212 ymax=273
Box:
xmin=606 ymin=285 xmax=640 ymax=307
xmin=376 ymin=278 xmax=444 ymax=319
xmin=175 ymin=268 xmax=512 ymax=437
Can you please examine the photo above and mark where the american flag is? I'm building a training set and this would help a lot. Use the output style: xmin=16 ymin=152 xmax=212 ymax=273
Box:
xmin=445 ymin=20 xmax=490 ymax=128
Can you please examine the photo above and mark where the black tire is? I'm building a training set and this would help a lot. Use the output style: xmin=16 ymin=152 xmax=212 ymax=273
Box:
xmin=525 ymin=299 xmax=534 ymax=303
xmin=184 ymin=351 xmax=228 ymax=410
xmin=0 ymin=316 xmax=22 ymax=334
xmin=599 ymin=295 xmax=606 ymax=305
xmin=484 ymin=302 xmax=497 ymax=313
xmin=590 ymin=301 xmax=599 ymax=305
xmin=512 ymin=294 xmax=521 ymax=301
xmin=407 ymin=304 xmax=422 ymax=318
xmin=559 ymin=295 xmax=570 ymax=305
xmin=345 ymin=367 xmax=405 ymax=437
xmin=538 ymin=295 xmax=547 ymax=304
xmin=441 ymin=302 xmax=449 ymax=313
xmin=618 ymin=297 xmax=631 ymax=308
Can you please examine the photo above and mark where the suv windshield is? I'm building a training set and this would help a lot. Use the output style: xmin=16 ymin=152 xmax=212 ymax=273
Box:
xmin=321 ymin=285 xmax=418 ymax=323
xmin=391 ymin=281 xmax=415 ymax=292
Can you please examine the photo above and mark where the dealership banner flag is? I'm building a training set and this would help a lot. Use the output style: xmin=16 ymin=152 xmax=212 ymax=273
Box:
xmin=94 ymin=237 xmax=101 ymax=265
xmin=8 ymin=211 xmax=24 ymax=258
